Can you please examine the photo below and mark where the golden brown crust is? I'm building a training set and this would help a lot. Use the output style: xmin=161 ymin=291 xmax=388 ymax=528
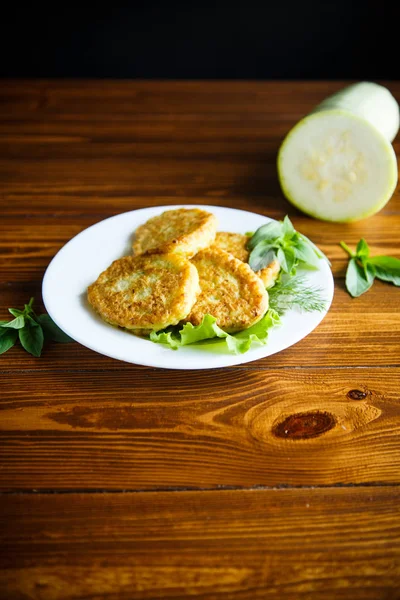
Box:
xmin=211 ymin=231 xmax=280 ymax=288
xmin=186 ymin=249 xmax=269 ymax=333
xmin=133 ymin=208 xmax=218 ymax=257
xmin=257 ymin=257 xmax=281 ymax=288
xmin=87 ymin=254 xmax=200 ymax=334
xmin=211 ymin=232 xmax=250 ymax=262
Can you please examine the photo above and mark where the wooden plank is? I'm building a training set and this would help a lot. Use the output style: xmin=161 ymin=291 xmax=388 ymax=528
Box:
xmin=0 ymin=79 xmax=398 ymax=115
xmin=1 ymin=214 xmax=400 ymax=278
xmin=0 ymin=308 xmax=399 ymax=370
xmin=0 ymin=140 xmax=296 ymax=162
xmin=0 ymin=277 xmax=399 ymax=370
xmin=0 ymin=488 xmax=399 ymax=599
xmin=1 ymin=188 xmax=400 ymax=216
xmin=1 ymin=115 xmax=399 ymax=147
xmin=0 ymin=79 xmax=364 ymax=115
xmin=0 ymin=368 xmax=399 ymax=490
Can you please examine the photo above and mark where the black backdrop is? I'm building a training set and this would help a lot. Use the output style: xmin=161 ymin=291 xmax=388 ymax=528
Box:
xmin=1 ymin=2 xmax=399 ymax=79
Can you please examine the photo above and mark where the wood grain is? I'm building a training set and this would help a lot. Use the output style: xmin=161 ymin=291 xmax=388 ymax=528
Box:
xmin=2 ymin=215 xmax=400 ymax=269
xmin=0 ymin=368 xmax=399 ymax=490
xmin=1 ymin=80 xmax=400 ymax=599
xmin=1 ymin=273 xmax=399 ymax=370
xmin=1 ymin=488 xmax=400 ymax=600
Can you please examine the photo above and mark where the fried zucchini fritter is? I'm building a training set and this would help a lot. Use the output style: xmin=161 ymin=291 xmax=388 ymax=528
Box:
xmin=88 ymin=254 xmax=199 ymax=335
xmin=186 ymin=249 xmax=269 ymax=333
xmin=133 ymin=208 xmax=217 ymax=257
xmin=211 ymin=232 xmax=250 ymax=263
xmin=211 ymin=231 xmax=280 ymax=288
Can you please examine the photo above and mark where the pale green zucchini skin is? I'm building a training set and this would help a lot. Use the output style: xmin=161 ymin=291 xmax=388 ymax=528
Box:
xmin=278 ymin=82 xmax=399 ymax=222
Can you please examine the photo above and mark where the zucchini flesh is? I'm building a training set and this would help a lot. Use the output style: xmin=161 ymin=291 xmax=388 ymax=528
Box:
xmin=278 ymin=83 xmax=399 ymax=222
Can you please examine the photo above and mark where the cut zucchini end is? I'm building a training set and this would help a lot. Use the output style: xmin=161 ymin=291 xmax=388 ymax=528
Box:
xmin=277 ymin=110 xmax=398 ymax=222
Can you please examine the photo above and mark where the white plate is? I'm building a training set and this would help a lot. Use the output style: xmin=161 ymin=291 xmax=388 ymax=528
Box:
xmin=42 ymin=205 xmax=334 ymax=369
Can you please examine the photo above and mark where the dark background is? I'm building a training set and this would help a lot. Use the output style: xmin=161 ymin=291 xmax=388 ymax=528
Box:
xmin=1 ymin=2 xmax=399 ymax=79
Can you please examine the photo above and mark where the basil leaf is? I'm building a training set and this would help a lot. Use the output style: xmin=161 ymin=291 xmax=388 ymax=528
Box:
xmin=372 ymin=266 xmax=400 ymax=286
xmin=298 ymin=233 xmax=331 ymax=265
xmin=19 ymin=323 xmax=44 ymax=357
xmin=356 ymin=238 xmax=370 ymax=259
xmin=283 ymin=246 xmax=297 ymax=274
xmin=8 ymin=308 xmax=23 ymax=317
xmin=282 ymin=215 xmax=295 ymax=238
xmin=247 ymin=221 xmax=282 ymax=250
xmin=37 ymin=314 xmax=73 ymax=342
xmin=258 ymin=249 xmax=278 ymax=272
xmin=345 ymin=258 xmax=374 ymax=297
xmin=358 ymin=256 xmax=372 ymax=281
xmin=1 ymin=315 xmax=25 ymax=329
xmin=0 ymin=329 xmax=18 ymax=354
xmin=277 ymin=248 xmax=288 ymax=273
xmin=249 ymin=242 xmax=277 ymax=271
xmin=368 ymin=256 xmax=400 ymax=270
xmin=294 ymin=239 xmax=321 ymax=268
xmin=27 ymin=316 xmax=41 ymax=326
xmin=368 ymin=256 xmax=400 ymax=286
xmin=24 ymin=298 xmax=35 ymax=313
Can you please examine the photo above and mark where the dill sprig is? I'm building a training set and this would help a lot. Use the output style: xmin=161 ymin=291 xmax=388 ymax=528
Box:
xmin=268 ymin=275 xmax=327 ymax=315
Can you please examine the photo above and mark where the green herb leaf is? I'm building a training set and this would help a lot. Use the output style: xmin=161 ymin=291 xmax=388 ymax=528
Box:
xmin=282 ymin=215 xmax=295 ymax=238
xmin=1 ymin=315 xmax=25 ymax=329
xmin=368 ymin=256 xmax=400 ymax=286
xmin=294 ymin=239 xmax=321 ymax=268
xmin=249 ymin=242 xmax=277 ymax=271
xmin=19 ymin=322 xmax=44 ymax=357
xmin=0 ymin=329 xmax=18 ymax=354
xmin=8 ymin=308 xmax=24 ymax=317
xmin=368 ymin=255 xmax=400 ymax=271
xmin=276 ymin=248 xmax=286 ymax=272
xmin=248 ymin=218 xmax=329 ymax=279
xmin=246 ymin=221 xmax=282 ymax=250
xmin=25 ymin=297 xmax=35 ymax=311
xmin=356 ymin=238 xmax=370 ymax=258
xmin=37 ymin=314 xmax=73 ymax=342
xmin=341 ymin=241 xmax=400 ymax=296
xmin=268 ymin=275 xmax=327 ymax=315
xmin=283 ymin=246 xmax=297 ymax=274
xmin=339 ymin=241 xmax=355 ymax=259
xmin=298 ymin=233 xmax=331 ymax=265
xmin=1 ymin=299 xmax=73 ymax=358
xmin=345 ymin=258 xmax=374 ymax=297
xmin=372 ymin=265 xmax=400 ymax=286
xmin=262 ymin=249 xmax=278 ymax=270
xmin=26 ymin=315 xmax=40 ymax=327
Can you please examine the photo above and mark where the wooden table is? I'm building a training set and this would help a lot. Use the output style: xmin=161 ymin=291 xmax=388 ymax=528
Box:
xmin=1 ymin=80 xmax=400 ymax=599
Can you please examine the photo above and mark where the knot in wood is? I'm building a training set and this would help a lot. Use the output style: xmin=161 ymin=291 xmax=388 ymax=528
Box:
xmin=347 ymin=389 xmax=368 ymax=400
xmin=272 ymin=411 xmax=336 ymax=440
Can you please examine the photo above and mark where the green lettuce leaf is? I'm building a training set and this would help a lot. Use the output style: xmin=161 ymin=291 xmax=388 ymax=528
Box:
xmin=225 ymin=310 xmax=281 ymax=354
xmin=149 ymin=329 xmax=181 ymax=350
xmin=149 ymin=311 xmax=280 ymax=355
xmin=179 ymin=315 xmax=229 ymax=346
